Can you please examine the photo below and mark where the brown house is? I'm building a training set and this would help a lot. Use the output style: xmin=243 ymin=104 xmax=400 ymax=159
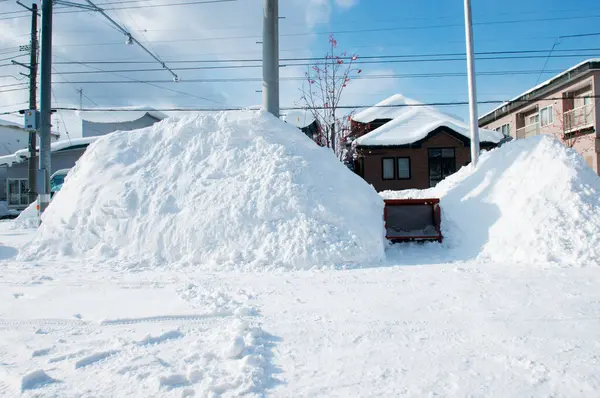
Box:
xmin=352 ymin=95 xmax=504 ymax=192
xmin=479 ymin=59 xmax=600 ymax=174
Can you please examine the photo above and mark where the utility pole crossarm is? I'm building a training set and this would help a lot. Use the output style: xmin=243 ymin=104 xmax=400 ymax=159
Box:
xmin=11 ymin=60 xmax=32 ymax=69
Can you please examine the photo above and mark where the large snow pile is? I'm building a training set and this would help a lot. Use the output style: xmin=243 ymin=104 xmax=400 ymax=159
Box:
xmin=10 ymin=202 xmax=37 ymax=229
xmin=382 ymin=135 xmax=600 ymax=266
xmin=19 ymin=111 xmax=385 ymax=269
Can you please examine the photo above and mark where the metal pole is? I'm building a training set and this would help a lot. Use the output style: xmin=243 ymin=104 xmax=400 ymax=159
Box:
xmin=27 ymin=3 xmax=38 ymax=206
xmin=262 ymin=0 xmax=279 ymax=117
xmin=463 ymin=0 xmax=480 ymax=166
xmin=38 ymin=0 xmax=52 ymax=213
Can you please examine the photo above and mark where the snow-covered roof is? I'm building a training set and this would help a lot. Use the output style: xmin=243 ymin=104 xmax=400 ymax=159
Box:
xmin=480 ymin=58 xmax=600 ymax=121
xmin=77 ymin=107 xmax=168 ymax=124
xmin=283 ymin=110 xmax=316 ymax=128
xmin=352 ymin=94 xmax=422 ymax=123
xmin=0 ymin=118 xmax=23 ymax=128
xmin=0 ymin=137 xmax=100 ymax=166
xmin=355 ymin=101 xmax=504 ymax=147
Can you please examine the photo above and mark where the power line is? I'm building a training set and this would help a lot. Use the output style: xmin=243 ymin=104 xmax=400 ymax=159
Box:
xmin=2 ymin=94 xmax=598 ymax=115
xmin=0 ymin=87 xmax=27 ymax=94
xmin=48 ymin=47 xmax=600 ymax=65
xmin=46 ymin=54 xmax=600 ymax=76
xmin=30 ymin=13 xmax=600 ymax=44
xmin=0 ymin=54 xmax=28 ymax=63
xmin=0 ymin=0 xmax=236 ymax=20
xmin=52 ymin=55 xmax=234 ymax=107
xmin=44 ymin=95 xmax=600 ymax=112
xmin=52 ymin=66 xmax=100 ymax=107
xmin=41 ymin=69 xmax=576 ymax=84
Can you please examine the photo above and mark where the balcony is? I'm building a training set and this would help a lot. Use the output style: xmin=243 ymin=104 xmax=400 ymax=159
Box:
xmin=564 ymin=103 xmax=594 ymax=134
xmin=516 ymin=123 xmax=540 ymax=139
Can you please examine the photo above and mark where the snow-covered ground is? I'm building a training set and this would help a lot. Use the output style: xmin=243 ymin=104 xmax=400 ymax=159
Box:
xmin=2 ymin=112 xmax=600 ymax=396
xmin=2 ymin=223 xmax=600 ymax=397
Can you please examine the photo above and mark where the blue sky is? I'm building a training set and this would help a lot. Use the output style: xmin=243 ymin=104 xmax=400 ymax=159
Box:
xmin=317 ymin=0 xmax=600 ymax=120
xmin=0 ymin=0 xmax=599 ymax=135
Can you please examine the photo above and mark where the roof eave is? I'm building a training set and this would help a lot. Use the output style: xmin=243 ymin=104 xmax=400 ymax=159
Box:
xmin=479 ymin=60 xmax=600 ymax=126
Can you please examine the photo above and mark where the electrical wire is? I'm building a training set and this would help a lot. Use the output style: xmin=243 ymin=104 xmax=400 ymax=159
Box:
xmin=37 ymin=95 xmax=600 ymax=112
xmin=47 ymin=47 xmax=600 ymax=66
xmin=41 ymin=69 xmax=581 ymax=85
xmin=22 ymin=13 xmax=600 ymax=43
xmin=52 ymin=55 xmax=234 ymax=107
xmin=0 ymin=0 xmax=236 ymax=20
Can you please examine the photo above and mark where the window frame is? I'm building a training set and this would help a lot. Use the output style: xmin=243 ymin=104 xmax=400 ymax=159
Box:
xmin=540 ymin=105 xmax=554 ymax=127
xmin=397 ymin=157 xmax=411 ymax=180
xmin=428 ymin=147 xmax=457 ymax=187
xmin=7 ymin=178 xmax=29 ymax=207
xmin=381 ymin=157 xmax=396 ymax=180
xmin=527 ymin=113 xmax=540 ymax=126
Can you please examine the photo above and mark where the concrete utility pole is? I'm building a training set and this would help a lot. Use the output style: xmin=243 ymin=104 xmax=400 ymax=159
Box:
xmin=463 ymin=0 xmax=480 ymax=166
xmin=262 ymin=0 xmax=279 ymax=117
xmin=28 ymin=3 xmax=38 ymax=205
xmin=39 ymin=0 xmax=53 ymax=213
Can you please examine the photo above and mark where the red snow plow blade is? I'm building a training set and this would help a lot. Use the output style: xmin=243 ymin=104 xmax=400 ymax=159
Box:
xmin=384 ymin=198 xmax=442 ymax=243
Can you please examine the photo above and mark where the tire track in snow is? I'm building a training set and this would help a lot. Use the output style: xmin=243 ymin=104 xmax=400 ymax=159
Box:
xmin=100 ymin=313 xmax=232 ymax=326
xmin=0 ymin=318 xmax=87 ymax=327
xmin=0 ymin=313 xmax=232 ymax=329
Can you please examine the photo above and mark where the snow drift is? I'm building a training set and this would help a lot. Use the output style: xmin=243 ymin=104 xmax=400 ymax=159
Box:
xmin=382 ymin=135 xmax=600 ymax=266
xmin=19 ymin=111 xmax=386 ymax=269
xmin=11 ymin=202 xmax=38 ymax=229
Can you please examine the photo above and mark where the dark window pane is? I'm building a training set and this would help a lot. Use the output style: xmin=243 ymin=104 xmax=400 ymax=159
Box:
xmin=442 ymin=148 xmax=455 ymax=158
xmin=20 ymin=180 xmax=29 ymax=205
xmin=429 ymin=149 xmax=442 ymax=158
xmin=397 ymin=158 xmax=410 ymax=179
xmin=8 ymin=180 xmax=19 ymax=206
xmin=382 ymin=158 xmax=395 ymax=180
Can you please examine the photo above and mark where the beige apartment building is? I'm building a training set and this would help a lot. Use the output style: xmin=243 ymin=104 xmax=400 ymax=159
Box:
xmin=479 ymin=59 xmax=600 ymax=174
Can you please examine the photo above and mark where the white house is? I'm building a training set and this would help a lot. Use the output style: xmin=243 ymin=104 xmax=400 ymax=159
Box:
xmin=0 ymin=119 xmax=60 ymax=204
xmin=0 ymin=109 xmax=166 ymax=210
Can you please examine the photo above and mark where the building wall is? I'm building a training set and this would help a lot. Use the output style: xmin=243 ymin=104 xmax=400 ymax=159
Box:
xmin=357 ymin=131 xmax=471 ymax=192
xmin=82 ymin=115 xmax=160 ymax=138
xmin=480 ymin=71 xmax=600 ymax=174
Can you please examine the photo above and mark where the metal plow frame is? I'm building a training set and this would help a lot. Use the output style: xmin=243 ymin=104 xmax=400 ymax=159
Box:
xmin=384 ymin=198 xmax=443 ymax=243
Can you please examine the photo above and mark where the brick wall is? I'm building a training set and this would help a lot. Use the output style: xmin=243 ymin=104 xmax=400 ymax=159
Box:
xmin=357 ymin=130 xmax=471 ymax=191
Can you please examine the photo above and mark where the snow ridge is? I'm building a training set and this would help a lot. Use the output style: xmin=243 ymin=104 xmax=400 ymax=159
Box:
xmin=382 ymin=135 xmax=600 ymax=266
xmin=19 ymin=111 xmax=386 ymax=270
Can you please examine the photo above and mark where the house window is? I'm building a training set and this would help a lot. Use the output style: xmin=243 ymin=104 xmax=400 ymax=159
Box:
xmin=428 ymin=148 xmax=456 ymax=187
xmin=7 ymin=178 xmax=29 ymax=207
xmin=495 ymin=123 xmax=510 ymax=137
xmin=382 ymin=158 xmax=395 ymax=180
xmin=540 ymin=106 xmax=554 ymax=127
xmin=575 ymin=91 xmax=592 ymax=108
xmin=397 ymin=158 xmax=411 ymax=179
xmin=527 ymin=114 xmax=539 ymax=126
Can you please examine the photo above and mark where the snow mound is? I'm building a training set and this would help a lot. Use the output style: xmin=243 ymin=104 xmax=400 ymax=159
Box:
xmin=11 ymin=202 xmax=38 ymax=229
xmin=382 ymin=135 xmax=600 ymax=266
xmin=19 ymin=111 xmax=385 ymax=269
